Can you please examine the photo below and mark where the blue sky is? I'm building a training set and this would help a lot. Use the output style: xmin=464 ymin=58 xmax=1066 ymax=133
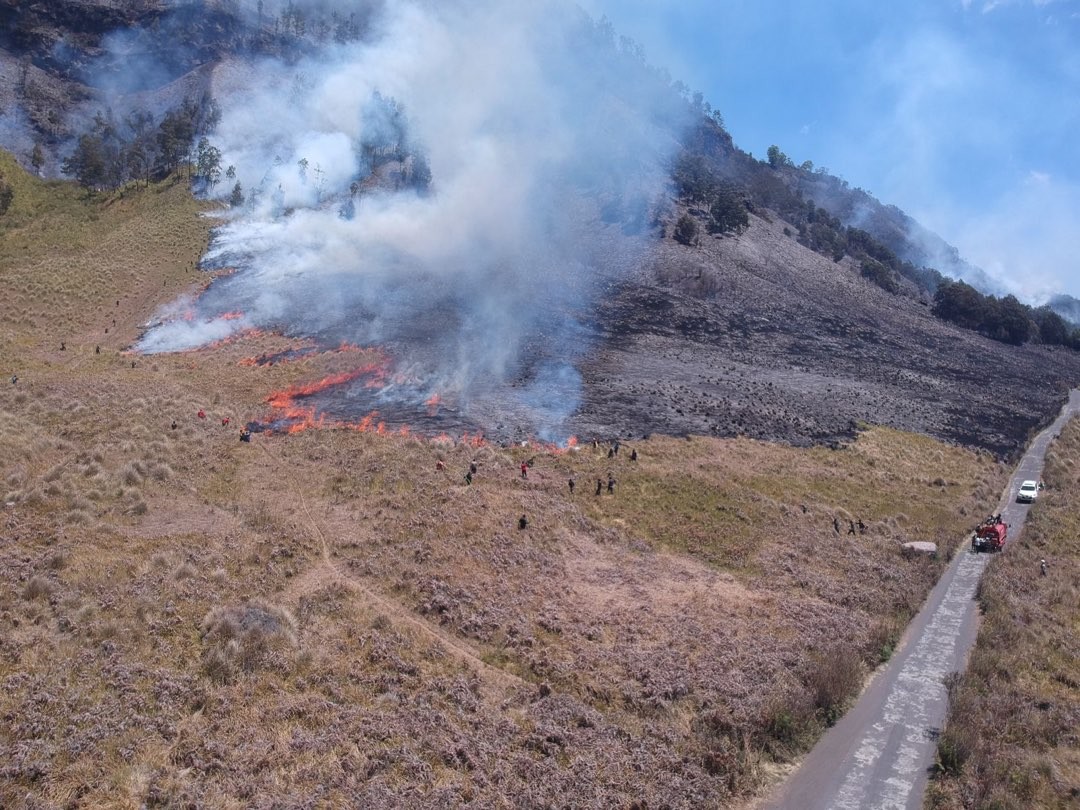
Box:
xmin=586 ymin=0 xmax=1080 ymax=301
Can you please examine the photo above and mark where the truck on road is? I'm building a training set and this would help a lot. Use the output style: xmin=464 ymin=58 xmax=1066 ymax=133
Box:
xmin=971 ymin=514 xmax=1007 ymax=553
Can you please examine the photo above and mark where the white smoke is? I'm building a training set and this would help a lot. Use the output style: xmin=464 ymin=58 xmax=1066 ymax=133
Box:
xmin=139 ymin=0 xmax=687 ymax=439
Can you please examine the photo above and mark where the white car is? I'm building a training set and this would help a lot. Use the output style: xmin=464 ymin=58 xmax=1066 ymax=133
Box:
xmin=1017 ymin=480 xmax=1039 ymax=503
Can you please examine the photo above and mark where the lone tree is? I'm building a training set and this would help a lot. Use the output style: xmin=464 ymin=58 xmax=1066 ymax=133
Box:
xmin=62 ymin=134 xmax=108 ymax=192
xmin=195 ymin=138 xmax=223 ymax=188
xmin=30 ymin=142 xmax=44 ymax=174
xmin=766 ymin=144 xmax=792 ymax=169
xmin=156 ymin=98 xmax=199 ymax=175
xmin=708 ymin=185 xmax=749 ymax=235
xmin=230 ymin=181 xmax=244 ymax=208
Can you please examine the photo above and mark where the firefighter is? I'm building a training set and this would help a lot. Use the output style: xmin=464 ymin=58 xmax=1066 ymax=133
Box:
xmin=833 ymin=517 xmax=841 ymax=534
xmin=595 ymin=478 xmax=603 ymax=496
xmin=568 ymin=477 xmax=575 ymax=494
xmin=198 ymin=409 xmax=206 ymax=419
xmin=1041 ymin=559 xmax=1047 ymax=577
xmin=848 ymin=520 xmax=856 ymax=535
xmin=240 ymin=428 xmax=252 ymax=442
xmin=520 ymin=461 xmax=528 ymax=479
xmin=607 ymin=473 xmax=616 ymax=494
xmin=518 ymin=514 xmax=528 ymax=530
xmin=630 ymin=448 xmax=638 ymax=462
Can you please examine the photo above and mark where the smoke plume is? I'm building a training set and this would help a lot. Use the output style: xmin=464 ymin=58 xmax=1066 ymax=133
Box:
xmin=138 ymin=0 xmax=687 ymax=441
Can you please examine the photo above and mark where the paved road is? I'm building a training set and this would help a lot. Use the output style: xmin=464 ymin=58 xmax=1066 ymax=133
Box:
xmin=765 ymin=390 xmax=1080 ymax=810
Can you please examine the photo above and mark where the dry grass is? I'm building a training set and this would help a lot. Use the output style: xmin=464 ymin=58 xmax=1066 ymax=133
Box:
xmin=0 ymin=149 xmax=1011 ymax=808
xmin=926 ymin=420 xmax=1080 ymax=810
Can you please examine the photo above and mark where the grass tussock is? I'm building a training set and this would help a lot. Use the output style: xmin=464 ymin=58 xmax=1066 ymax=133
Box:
xmin=927 ymin=419 xmax=1080 ymax=810
xmin=199 ymin=601 xmax=299 ymax=684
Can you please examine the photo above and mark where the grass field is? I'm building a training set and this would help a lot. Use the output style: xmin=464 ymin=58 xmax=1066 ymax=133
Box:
xmin=926 ymin=421 xmax=1080 ymax=810
xmin=0 ymin=152 xmax=1010 ymax=807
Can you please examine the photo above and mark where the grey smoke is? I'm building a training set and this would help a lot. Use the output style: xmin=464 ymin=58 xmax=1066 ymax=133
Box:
xmin=138 ymin=0 xmax=688 ymax=440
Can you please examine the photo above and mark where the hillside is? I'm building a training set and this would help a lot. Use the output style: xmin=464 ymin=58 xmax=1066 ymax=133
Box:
xmin=0 ymin=152 xmax=1011 ymax=808
xmin=2 ymin=3 xmax=1079 ymax=806
xmin=4 ymin=2 xmax=1078 ymax=460
xmin=572 ymin=203 xmax=1080 ymax=459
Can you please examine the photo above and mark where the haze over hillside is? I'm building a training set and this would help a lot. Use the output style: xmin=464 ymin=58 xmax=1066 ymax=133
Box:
xmin=2 ymin=0 xmax=1079 ymax=452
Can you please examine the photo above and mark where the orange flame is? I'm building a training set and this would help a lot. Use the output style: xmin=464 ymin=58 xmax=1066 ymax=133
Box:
xmin=198 ymin=328 xmax=266 ymax=352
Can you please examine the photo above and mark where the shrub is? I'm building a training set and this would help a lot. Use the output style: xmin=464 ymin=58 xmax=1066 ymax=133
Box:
xmin=674 ymin=213 xmax=699 ymax=246
xmin=860 ymin=259 xmax=898 ymax=294
xmin=759 ymin=689 xmax=816 ymax=757
xmin=804 ymin=645 xmax=864 ymax=725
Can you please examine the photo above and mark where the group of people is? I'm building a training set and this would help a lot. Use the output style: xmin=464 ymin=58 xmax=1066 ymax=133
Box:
xmin=833 ymin=516 xmax=867 ymax=535
xmin=182 ymin=410 xmax=250 ymax=442
xmin=435 ymin=439 xmax=637 ymax=531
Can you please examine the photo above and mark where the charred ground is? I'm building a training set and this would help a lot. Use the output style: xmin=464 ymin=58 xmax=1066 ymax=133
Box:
xmin=569 ymin=210 xmax=1079 ymax=459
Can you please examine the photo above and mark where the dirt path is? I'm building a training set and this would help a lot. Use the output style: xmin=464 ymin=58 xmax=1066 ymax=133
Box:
xmin=763 ymin=390 xmax=1080 ymax=810
xmin=265 ymin=440 xmax=528 ymax=700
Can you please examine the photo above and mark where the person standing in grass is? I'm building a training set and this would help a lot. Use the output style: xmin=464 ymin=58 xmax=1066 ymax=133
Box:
xmin=520 ymin=461 xmax=528 ymax=479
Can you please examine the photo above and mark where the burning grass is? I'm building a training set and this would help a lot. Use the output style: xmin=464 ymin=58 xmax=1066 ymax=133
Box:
xmin=926 ymin=419 xmax=1080 ymax=810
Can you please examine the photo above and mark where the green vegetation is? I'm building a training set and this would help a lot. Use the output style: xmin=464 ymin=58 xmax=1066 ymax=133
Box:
xmin=60 ymin=97 xmax=216 ymax=193
xmin=927 ymin=420 xmax=1080 ymax=809
xmin=933 ymin=279 xmax=1080 ymax=348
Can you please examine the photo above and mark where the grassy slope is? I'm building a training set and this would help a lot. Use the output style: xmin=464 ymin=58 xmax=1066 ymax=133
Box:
xmin=926 ymin=422 xmax=1080 ymax=810
xmin=0 ymin=154 xmax=1009 ymax=808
